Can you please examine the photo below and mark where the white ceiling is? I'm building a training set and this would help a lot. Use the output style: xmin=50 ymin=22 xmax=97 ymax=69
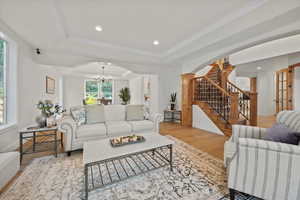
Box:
xmin=0 ymin=0 xmax=300 ymax=73
xmin=0 ymin=0 xmax=250 ymax=53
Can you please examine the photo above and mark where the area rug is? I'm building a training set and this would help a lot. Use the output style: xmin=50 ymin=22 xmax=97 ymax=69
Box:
xmin=0 ymin=136 xmax=256 ymax=200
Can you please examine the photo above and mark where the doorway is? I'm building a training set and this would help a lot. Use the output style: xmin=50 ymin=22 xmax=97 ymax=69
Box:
xmin=275 ymin=67 xmax=293 ymax=113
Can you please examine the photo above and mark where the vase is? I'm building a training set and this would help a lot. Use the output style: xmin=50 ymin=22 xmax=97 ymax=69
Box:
xmin=170 ymin=103 xmax=176 ymax=110
xmin=36 ymin=112 xmax=47 ymax=128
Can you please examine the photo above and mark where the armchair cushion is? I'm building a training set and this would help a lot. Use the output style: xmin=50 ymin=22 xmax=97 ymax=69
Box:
xmin=264 ymin=123 xmax=300 ymax=145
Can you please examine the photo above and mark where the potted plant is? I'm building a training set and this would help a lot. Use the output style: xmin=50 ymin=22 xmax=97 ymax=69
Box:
xmin=170 ymin=92 xmax=176 ymax=110
xmin=119 ymin=87 xmax=131 ymax=105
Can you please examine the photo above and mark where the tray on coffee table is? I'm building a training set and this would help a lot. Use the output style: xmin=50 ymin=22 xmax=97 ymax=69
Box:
xmin=110 ymin=135 xmax=145 ymax=147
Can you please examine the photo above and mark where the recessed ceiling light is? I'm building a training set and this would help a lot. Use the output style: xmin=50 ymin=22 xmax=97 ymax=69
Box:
xmin=257 ymin=66 xmax=262 ymax=70
xmin=95 ymin=25 xmax=103 ymax=32
xmin=107 ymin=62 xmax=112 ymax=66
xmin=153 ymin=40 xmax=159 ymax=45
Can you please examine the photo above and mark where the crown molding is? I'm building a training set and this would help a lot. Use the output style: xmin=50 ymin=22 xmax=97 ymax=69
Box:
xmin=50 ymin=0 xmax=269 ymax=64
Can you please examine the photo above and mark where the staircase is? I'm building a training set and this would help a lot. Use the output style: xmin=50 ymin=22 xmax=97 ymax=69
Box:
xmin=190 ymin=63 xmax=257 ymax=136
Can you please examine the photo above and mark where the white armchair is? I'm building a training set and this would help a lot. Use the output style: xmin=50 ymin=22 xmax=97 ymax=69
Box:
xmin=225 ymin=111 xmax=300 ymax=200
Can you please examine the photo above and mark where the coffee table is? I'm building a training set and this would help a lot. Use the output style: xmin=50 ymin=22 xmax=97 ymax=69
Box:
xmin=83 ymin=134 xmax=174 ymax=200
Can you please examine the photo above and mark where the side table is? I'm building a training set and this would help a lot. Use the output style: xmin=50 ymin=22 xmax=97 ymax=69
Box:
xmin=164 ymin=110 xmax=182 ymax=123
xmin=19 ymin=126 xmax=63 ymax=164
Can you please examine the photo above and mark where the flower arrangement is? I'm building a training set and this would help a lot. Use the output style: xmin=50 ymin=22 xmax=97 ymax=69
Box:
xmin=37 ymin=100 xmax=65 ymax=117
xmin=36 ymin=100 xmax=65 ymax=128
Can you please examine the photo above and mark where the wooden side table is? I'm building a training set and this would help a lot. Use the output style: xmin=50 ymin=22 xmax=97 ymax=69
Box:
xmin=19 ymin=126 xmax=63 ymax=164
xmin=164 ymin=110 xmax=182 ymax=123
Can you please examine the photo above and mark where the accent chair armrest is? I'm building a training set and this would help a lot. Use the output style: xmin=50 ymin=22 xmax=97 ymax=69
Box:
xmin=238 ymin=138 xmax=300 ymax=154
xmin=230 ymin=125 xmax=267 ymax=143
xmin=224 ymin=125 xmax=267 ymax=167
xmin=228 ymin=138 xmax=300 ymax=200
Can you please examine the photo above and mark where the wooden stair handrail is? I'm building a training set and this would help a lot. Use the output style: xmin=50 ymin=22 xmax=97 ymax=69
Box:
xmin=226 ymin=80 xmax=250 ymax=98
xmin=193 ymin=76 xmax=231 ymax=97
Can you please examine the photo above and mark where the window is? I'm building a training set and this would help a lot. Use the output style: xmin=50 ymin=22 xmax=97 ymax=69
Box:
xmin=0 ymin=39 xmax=6 ymax=124
xmin=101 ymin=81 xmax=112 ymax=99
xmin=85 ymin=80 xmax=113 ymax=103
xmin=85 ymin=81 xmax=98 ymax=99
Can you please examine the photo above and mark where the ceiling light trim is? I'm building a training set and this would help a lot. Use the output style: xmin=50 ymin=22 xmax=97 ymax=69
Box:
xmin=163 ymin=0 xmax=269 ymax=57
xmin=68 ymin=36 xmax=162 ymax=58
xmin=52 ymin=0 xmax=70 ymax=38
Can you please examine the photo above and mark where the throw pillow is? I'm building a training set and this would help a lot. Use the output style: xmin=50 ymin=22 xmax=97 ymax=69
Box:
xmin=85 ymin=104 xmax=105 ymax=124
xmin=126 ymin=105 xmax=144 ymax=121
xmin=70 ymin=106 xmax=86 ymax=125
xmin=264 ymin=123 xmax=300 ymax=145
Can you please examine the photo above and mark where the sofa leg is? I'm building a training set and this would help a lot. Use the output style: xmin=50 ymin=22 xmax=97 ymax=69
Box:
xmin=229 ymin=188 xmax=235 ymax=200
xmin=67 ymin=151 xmax=71 ymax=156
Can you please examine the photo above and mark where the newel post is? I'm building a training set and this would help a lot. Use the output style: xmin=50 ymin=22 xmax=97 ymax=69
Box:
xmin=181 ymin=73 xmax=195 ymax=127
xmin=249 ymin=92 xmax=258 ymax=126
xmin=229 ymin=92 xmax=239 ymax=124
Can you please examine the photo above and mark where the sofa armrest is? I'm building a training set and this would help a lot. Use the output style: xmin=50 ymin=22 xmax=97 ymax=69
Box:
xmin=228 ymin=138 xmax=300 ymax=199
xmin=230 ymin=125 xmax=267 ymax=143
xmin=58 ymin=115 xmax=77 ymax=152
xmin=149 ymin=113 xmax=163 ymax=133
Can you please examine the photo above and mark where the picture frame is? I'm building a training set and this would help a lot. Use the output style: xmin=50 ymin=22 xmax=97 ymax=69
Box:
xmin=46 ymin=76 xmax=55 ymax=94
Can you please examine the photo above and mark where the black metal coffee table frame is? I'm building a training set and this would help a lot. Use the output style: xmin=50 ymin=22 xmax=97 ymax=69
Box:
xmin=84 ymin=144 xmax=173 ymax=200
xmin=19 ymin=127 xmax=63 ymax=164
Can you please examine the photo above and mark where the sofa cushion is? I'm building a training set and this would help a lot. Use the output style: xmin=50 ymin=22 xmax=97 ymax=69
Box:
xmin=126 ymin=105 xmax=144 ymax=121
xmin=106 ymin=121 xmax=132 ymax=136
xmin=128 ymin=120 xmax=154 ymax=132
xmin=104 ymin=105 xmax=126 ymax=121
xmin=85 ymin=104 xmax=105 ymax=124
xmin=70 ymin=106 xmax=86 ymax=125
xmin=76 ymin=123 xmax=107 ymax=138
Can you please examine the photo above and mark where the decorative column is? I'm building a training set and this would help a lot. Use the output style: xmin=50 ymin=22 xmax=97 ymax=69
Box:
xmin=249 ymin=92 xmax=258 ymax=126
xmin=250 ymin=77 xmax=257 ymax=92
xmin=181 ymin=73 xmax=195 ymax=126
xmin=229 ymin=92 xmax=239 ymax=124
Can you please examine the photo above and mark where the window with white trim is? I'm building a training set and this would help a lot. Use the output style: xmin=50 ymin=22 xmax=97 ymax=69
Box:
xmin=0 ymin=39 xmax=7 ymax=124
xmin=84 ymin=80 xmax=113 ymax=102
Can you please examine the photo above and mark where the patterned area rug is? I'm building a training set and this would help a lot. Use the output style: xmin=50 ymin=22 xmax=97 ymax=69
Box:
xmin=0 ymin=136 xmax=256 ymax=200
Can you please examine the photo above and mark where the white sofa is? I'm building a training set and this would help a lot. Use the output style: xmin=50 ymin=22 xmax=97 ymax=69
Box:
xmin=58 ymin=105 xmax=163 ymax=154
xmin=0 ymin=151 xmax=20 ymax=190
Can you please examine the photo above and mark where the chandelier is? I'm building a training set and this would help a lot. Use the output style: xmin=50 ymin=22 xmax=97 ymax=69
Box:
xmin=95 ymin=62 xmax=111 ymax=83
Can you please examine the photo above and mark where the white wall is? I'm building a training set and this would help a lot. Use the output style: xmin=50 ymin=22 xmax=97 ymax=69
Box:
xmin=236 ymin=52 xmax=300 ymax=115
xmin=159 ymin=66 xmax=182 ymax=113
xmin=235 ymin=77 xmax=250 ymax=91
xmin=0 ymin=20 xmax=63 ymax=151
xmin=63 ymin=75 xmax=85 ymax=110
xmin=228 ymin=68 xmax=237 ymax=84
xmin=129 ymin=77 xmax=144 ymax=105
xmin=192 ymin=105 xmax=223 ymax=135
xmin=196 ymin=65 xmax=211 ymax=76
